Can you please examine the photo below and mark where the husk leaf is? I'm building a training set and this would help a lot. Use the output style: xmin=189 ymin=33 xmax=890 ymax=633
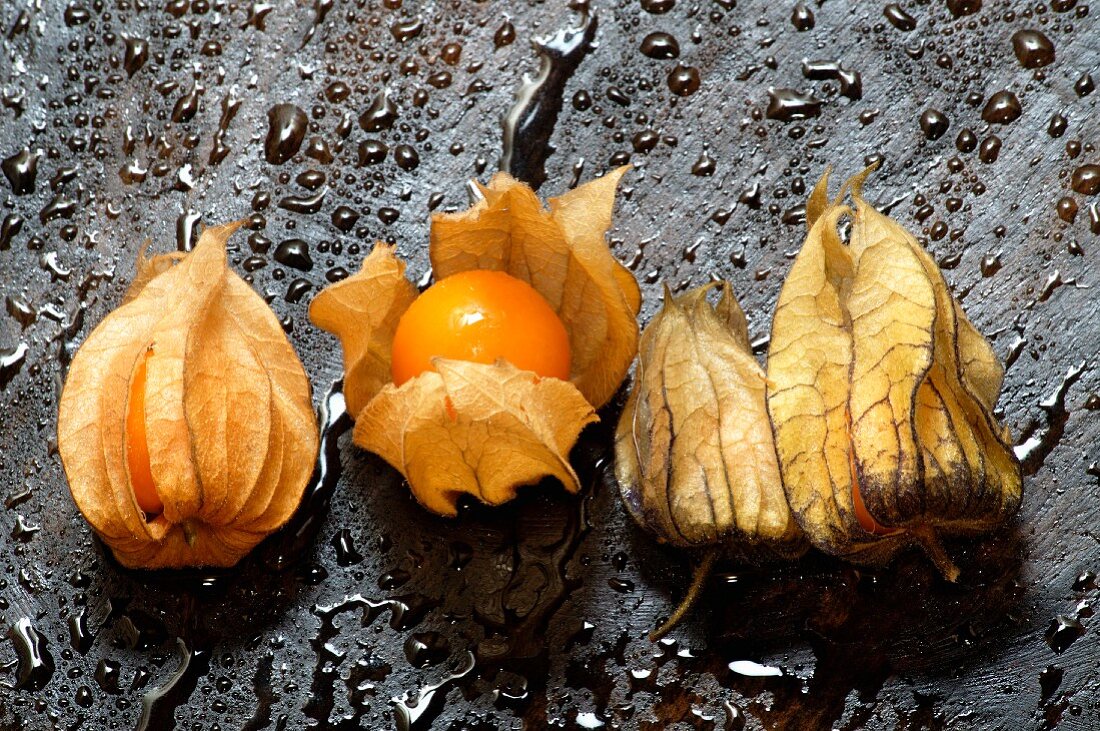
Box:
xmin=355 ymin=359 xmax=598 ymax=516
xmin=615 ymin=282 xmax=805 ymax=556
xmin=308 ymin=243 xmax=419 ymax=418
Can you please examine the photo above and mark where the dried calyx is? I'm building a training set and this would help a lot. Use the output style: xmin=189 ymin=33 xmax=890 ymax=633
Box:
xmin=766 ymin=165 xmax=1021 ymax=580
xmin=58 ymin=223 xmax=319 ymax=569
xmin=616 ymin=282 xmax=805 ymax=638
xmin=615 ymin=165 xmax=1021 ymax=638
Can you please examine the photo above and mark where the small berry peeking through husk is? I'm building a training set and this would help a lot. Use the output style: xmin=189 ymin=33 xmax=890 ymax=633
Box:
xmin=58 ymin=223 xmax=318 ymax=569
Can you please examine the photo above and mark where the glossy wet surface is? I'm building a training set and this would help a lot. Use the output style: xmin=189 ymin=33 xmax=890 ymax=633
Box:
xmin=1 ymin=0 xmax=1099 ymax=728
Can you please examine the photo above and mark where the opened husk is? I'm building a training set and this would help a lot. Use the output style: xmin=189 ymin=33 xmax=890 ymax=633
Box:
xmin=310 ymin=170 xmax=639 ymax=515
xmin=766 ymin=166 xmax=1021 ymax=579
xmin=307 ymin=243 xmax=418 ymax=418
xmin=58 ymin=223 xmax=319 ymax=569
xmin=430 ymin=166 xmax=641 ymax=409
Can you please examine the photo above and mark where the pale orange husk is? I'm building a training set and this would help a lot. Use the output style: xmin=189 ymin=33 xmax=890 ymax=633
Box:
xmin=57 ymin=223 xmax=318 ymax=569
xmin=310 ymin=170 xmax=640 ymax=514
xmin=307 ymin=243 xmax=418 ymax=418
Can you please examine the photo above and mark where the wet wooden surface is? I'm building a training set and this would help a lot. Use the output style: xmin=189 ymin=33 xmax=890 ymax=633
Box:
xmin=1 ymin=0 xmax=1099 ymax=729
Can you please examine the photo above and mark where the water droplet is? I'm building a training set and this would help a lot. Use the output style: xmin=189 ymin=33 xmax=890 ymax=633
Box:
xmin=331 ymin=206 xmax=360 ymax=232
xmin=63 ymin=5 xmax=91 ymax=26
xmin=1048 ymin=112 xmax=1068 ymax=138
xmin=39 ymin=194 xmax=77 ymax=225
xmin=304 ymin=136 xmax=334 ymax=164
xmin=946 ymin=0 xmax=982 ymax=18
xmin=667 ymin=64 xmax=701 ymax=96
xmin=919 ymin=108 xmax=950 ymax=140
xmin=264 ymin=104 xmax=308 ymax=164
xmin=0 ymin=214 xmax=23 ymax=250
xmin=494 ymin=20 xmax=516 ymax=48
xmin=883 ymin=4 xmax=916 ymax=31
xmin=403 ymin=632 xmax=450 ymax=668
xmin=394 ymin=144 xmax=420 ymax=170
xmin=7 ymin=617 xmax=55 ymax=691
xmin=790 ymin=3 xmax=814 ymax=31
xmin=766 ymin=88 xmax=822 ymax=121
xmin=801 ymin=59 xmax=862 ymax=100
xmin=955 ymin=128 xmax=977 ymax=152
xmin=632 ymin=130 xmax=659 ymax=153
xmin=11 ymin=514 xmax=40 ymax=541
xmin=1045 ymin=615 xmax=1085 ymax=653
xmin=2 ymin=148 xmax=39 ymax=195
xmin=136 ymin=639 xmax=210 ymax=731
xmin=297 ymin=169 xmax=326 ymax=190
xmin=981 ymin=91 xmax=1022 ymax=125
xmin=978 ymin=135 xmax=1002 ymax=163
xmin=273 ymin=239 xmax=314 ymax=271
xmin=640 ymin=32 xmax=679 ymax=59
xmin=95 ymin=658 xmax=121 ymax=693
xmin=330 ymin=528 xmax=363 ymax=566
xmin=171 ymin=84 xmax=202 ymax=123
xmin=500 ymin=9 xmax=598 ymax=189
xmin=979 ymin=252 xmax=1002 ymax=277
xmin=691 ymin=151 xmax=716 ymax=176
xmin=640 ymin=0 xmax=675 ymax=13
xmin=1040 ymin=666 xmax=1064 ymax=702
xmin=1075 ymin=73 xmax=1095 ymax=98
xmin=1073 ymin=571 xmax=1097 ymax=590
xmin=1011 ymin=30 xmax=1055 ymax=69
xmin=278 ymin=188 xmax=327 ymax=215
xmin=360 ymin=89 xmax=399 ymax=132
xmin=359 ymin=139 xmax=389 ymax=166
xmin=1 ymin=342 xmax=29 ymax=388
xmin=379 ymin=568 xmax=411 ymax=590
xmin=1056 ymin=197 xmax=1078 ymax=223
xmin=1071 ymin=165 xmax=1100 ymax=196
xmin=391 ymin=17 xmax=424 ymax=43
xmin=68 ymin=609 xmax=94 ymax=654
xmin=392 ymin=651 xmax=475 ymax=731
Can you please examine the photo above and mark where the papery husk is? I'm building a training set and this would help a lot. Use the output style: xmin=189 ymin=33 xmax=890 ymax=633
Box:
xmin=57 ymin=223 xmax=318 ymax=569
xmin=430 ymin=166 xmax=640 ymax=409
xmin=310 ymin=170 xmax=640 ymax=516
xmin=616 ymin=282 xmax=805 ymax=557
xmin=308 ymin=243 xmax=418 ymax=418
xmin=356 ymin=358 xmax=598 ymax=516
xmin=766 ymin=166 xmax=1021 ymax=579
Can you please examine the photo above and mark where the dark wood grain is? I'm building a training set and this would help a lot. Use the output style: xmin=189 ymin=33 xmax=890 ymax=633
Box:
xmin=1 ymin=0 xmax=1098 ymax=729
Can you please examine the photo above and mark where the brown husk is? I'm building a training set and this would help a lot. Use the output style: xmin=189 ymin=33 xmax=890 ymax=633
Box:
xmin=615 ymin=282 xmax=805 ymax=556
xmin=766 ymin=166 xmax=1021 ymax=579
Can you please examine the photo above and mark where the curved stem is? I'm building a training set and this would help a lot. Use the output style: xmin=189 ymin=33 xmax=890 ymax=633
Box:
xmin=914 ymin=527 xmax=960 ymax=582
xmin=649 ymin=547 xmax=719 ymax=642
